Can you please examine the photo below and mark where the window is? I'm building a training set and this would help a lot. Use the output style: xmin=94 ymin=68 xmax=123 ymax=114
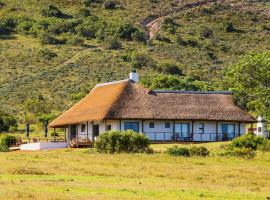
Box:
xmin=258 ymin=127 xmax=262 ymax=133
xmin=124 ymin=122 xmax=139 ymax=132
xmin=165 ymin=122 xmax=170 ymax=128
xmin=222 ymin=124 xmax=235 ymax=139
xmin=81 ymin=124 xmax=86 ymax=132
xmin=106 ymin=125 xmax=112 ymax=131
xmin=149 ymin=122 xmax=155 ymax=128
xmin=199 ymin=123 xmax=204 ymax=134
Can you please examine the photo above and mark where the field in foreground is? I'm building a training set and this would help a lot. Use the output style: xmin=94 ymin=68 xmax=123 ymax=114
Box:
xmin=0 ymin=142 xmax=269 ymax=200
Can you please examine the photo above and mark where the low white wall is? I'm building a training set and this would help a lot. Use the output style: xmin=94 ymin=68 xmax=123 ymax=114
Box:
xmin=20 ymin=142 xmax=68 ymax=151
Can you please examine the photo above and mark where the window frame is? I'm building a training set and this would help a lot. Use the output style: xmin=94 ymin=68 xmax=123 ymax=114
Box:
xmin=149 ymin=122 xmax=155 ymax=129
xmin=124 ymin=122 xmax=140 ymax=132
xmin=106 ymin=125 xmax=112 ymax=131
xmin=199 ymin=123 xmax=204 ymax=134
xmin=165 ymin=122 xmax=170 ymax=129
xmin=81 ymin=124 xmax=86 ymax=132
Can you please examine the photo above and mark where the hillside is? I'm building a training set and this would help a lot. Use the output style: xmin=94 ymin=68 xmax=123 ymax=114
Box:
xmin=0 ymin=0 xmax=269 ymax=121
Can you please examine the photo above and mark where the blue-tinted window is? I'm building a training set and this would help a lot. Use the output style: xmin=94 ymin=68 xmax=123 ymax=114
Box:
xmin=124 ymin=122 xmax=139 ymax=132
xmin=165 ymin=122 xmax=170 ymax=128
xmin=149 ymin=122 xmax=154 ymax=128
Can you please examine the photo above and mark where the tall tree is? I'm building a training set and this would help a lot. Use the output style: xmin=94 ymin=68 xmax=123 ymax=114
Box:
xmin=225 ymin=51 xmax=270 ymax=119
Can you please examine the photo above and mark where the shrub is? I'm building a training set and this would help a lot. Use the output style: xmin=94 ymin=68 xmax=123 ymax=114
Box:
xmin=162 ymin=17 xmax=176 ymax=34
xmin=38 ymin=48 xmax=57 ymax=60
xmin=0 ymin=113 xmax=17 ymax=132
xmin=230 ymin=134 xmax=265 ymax=150
xmin=41 ymin=5 xmax=64 ymax=18
xmin=0 ymin=135 xmax=17 ymax=151
xmin=258 ymin=139 xmax=270 ymax=152
xmin=199 ymin=26 xmax=213 ymax=38
xmin=166 ymin=146 xmax=190 ymax=157
xmin=223 ymin=21 xmax=236 ymax=32
xmin=65 ymin=34 xmax=84 ymax=46
xmin=189 ymin=146 xmax=210 ymax=157
xmin=95 ymin=130 xmax=151 ymax=153
xmin=117 ymin=22 xmax=137 ymax=40
xmin=48 ymin=19 xmax=80 ymax=35
xmin=16 ymin=19 xmax=35 ymax=35
xmin=76 ymin=8 xmax=91 ymax=18
xmin=157 ymin=62 xmax=183 ymax=75
xmin=39 ymin=32 xmax=66 ymax=45
xmin=104 ymin=0 xmax=117 ymax=10
xmin=131 ymin=53 xmax=156 ymax=69
xmin=104 ymin=37 xmax=122 ymax=50
xmin=76 ymin=18 xmax=97 ymax=38
xmin=132 ymin=30 xmax=147 ymax=43
xmin=83 ymin=0 xmax=101 ymax=7
xmin=219 ymin=147 xmax=256 ymax=159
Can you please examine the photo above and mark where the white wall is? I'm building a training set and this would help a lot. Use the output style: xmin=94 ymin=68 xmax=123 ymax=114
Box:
xmin=143 ymin=120 xmax=174 ymax=141
xmin=66 ymin=120 xmax=247 ymax=142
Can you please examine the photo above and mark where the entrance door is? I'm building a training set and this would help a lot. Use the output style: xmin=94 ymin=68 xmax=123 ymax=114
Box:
xmin=71 ymin=125 xmax=77 ymax=141
xmin=93 ymin=125 xmax=100 ymax=137
xmin=175 ymin=123 xmax=190 ymax=141
xmin=221 ymin=124 xmax=235 ymax=140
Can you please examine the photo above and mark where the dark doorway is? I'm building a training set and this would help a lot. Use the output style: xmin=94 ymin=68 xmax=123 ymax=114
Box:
xmin=93 ymin=125 xmax=99 ymax=137
xmin=71 ymin=125 xmax=77 ymax=140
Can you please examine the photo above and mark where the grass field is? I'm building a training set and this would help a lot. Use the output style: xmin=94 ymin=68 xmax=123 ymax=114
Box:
xmin=0 ymin=142 xmax=269 ymax=200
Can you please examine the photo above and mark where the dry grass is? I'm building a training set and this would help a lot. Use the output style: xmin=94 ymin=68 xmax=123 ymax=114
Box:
xmin=0 ymin=142 xmax=269 ymax=199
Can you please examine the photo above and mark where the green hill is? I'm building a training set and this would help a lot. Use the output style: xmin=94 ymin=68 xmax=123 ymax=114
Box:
xmin=0 ymin=0 xmax=269 ymax=121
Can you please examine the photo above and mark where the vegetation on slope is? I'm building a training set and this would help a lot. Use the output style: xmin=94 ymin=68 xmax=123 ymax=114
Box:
xmin=0 ymin=0 xmax=269 ymax=123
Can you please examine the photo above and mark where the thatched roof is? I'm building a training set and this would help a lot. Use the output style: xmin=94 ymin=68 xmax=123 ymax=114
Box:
xmin=49 ymin=79 xmax=256 ymax=127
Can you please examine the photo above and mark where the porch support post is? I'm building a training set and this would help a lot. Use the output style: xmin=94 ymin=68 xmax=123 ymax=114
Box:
xmin=91 ymin=121 xmax=94 ymax=147
xmin=238 ymin=122 xmax=241 ymax=137
xmin=173 ymin=120 xmax=176 ymax=142
xmin=64 ymin=126 xmax=67 ymax=142
xmin=191 ymin=120 xmax=194 ymax=142
xmin=216 ymin=121 xmax=219 ymax=141
xmin=119 ymin=120 xmax=122 ymax=131
xmin=54 ymin=128 xmax=56 ymax=142
xmin=142 ymin=120 xmax=144 ymax=133
xmin=86 ymin=121 xmax=89 ymax=140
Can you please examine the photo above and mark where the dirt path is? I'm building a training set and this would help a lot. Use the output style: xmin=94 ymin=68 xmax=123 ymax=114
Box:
xmin=145 ymin=0 xmax=220 ymax=39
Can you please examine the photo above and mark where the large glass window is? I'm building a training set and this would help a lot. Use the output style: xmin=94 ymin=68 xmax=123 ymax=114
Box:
xmin=124 ymin=122 xmax=139 ymax=132
xmin=81 ymin=124 xmax=86 ymax=132
xmin=222 ymin=124 xmax=235 ymax=139
xmin=175 ymin=123 xmax=190 ymax=138
xmin=165 ymin=122 xmax=170 ymax=128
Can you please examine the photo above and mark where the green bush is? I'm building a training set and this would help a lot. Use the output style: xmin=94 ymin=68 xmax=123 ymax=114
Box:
xmin=0 ymin=135 xmax=17 ymax=151
xmin=230 ymin=134 xmax=265 ymax=150
xmin=16 ymin=19 xmax=35 ymax=35
xmin=166 ymin=146 xmax=190 ymax=157
xmin=132 ymin=30 xmax=147 ymax=43
xmin=95 ymin=130 xmax=151 ymax=153
xmin=131 ymin=53 xmax=156 ymax=69
xmin=219 ymin=147 xmax=256 ymax=159
xmin=76 ymin=8 xmax=91 ymax=18
xmin=104 ymin=37 xmax=122 ymax=50
xmin=39 ymin=32 xmax=66 ymax=45
xmin=104 ymin=0 xmax=117 ymax=10
xmin=38 ymin=48 xmax=57 ymax=60
xmin=0 ymin=113 xmax=17 ymax=132
xmin=258 ymin=139 xmax=270 ymax=152
xmin=157 ymin=62 xmax=183 ymax=75
xmin=117 ymin=22 xmax=137 ymax=40
xmin=83 ymin=0 xmax=101 ymax=7
xmin=41 ymin=5 xmax=64 ymax=18
xmin=189 ymin=146 xmax=210 ymax=157
xmin=199 ymin=26 xmax=213 ymax=38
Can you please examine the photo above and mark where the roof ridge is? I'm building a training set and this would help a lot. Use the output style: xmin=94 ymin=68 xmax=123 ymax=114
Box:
xmin=153 ymin=90 xmax=233 ymax=95
xmin=95 ymin=79 xmax=130 ymax=88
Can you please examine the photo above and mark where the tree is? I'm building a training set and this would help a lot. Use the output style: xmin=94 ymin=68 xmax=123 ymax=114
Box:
xmin=225 ymin=51 xmax=270 ymax=119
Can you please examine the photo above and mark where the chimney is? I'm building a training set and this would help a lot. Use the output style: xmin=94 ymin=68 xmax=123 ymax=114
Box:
xmin=129 ymin=70 xmax=139 ymax=82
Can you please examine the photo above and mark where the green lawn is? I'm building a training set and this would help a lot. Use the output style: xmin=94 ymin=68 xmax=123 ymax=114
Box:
xmin=0 ymin=143 xmax=269 ymax=200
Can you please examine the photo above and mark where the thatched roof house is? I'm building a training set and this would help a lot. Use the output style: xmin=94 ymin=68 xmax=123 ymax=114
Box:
xmin=50 ymin=71 xmax=256 ymax=143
